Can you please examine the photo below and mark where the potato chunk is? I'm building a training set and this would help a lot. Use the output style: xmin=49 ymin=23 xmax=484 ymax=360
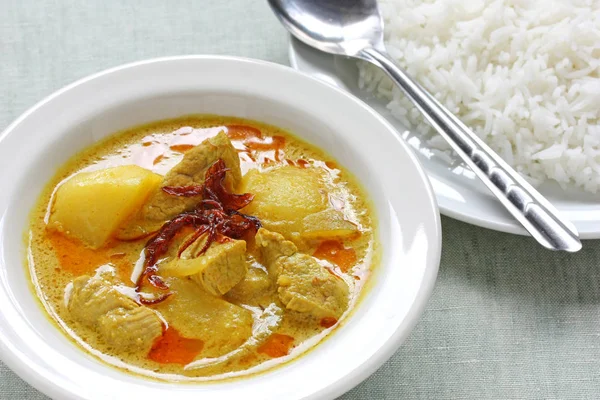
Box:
xmin=49 ymin=165 xmax=161 ymax=248
xmin=301 ymin=209 xmax=359 ymax=239
xmin=241 ymin=166 xmax=327 ymax=235
xmin=154 ymin=278 xmax=253 ymax=357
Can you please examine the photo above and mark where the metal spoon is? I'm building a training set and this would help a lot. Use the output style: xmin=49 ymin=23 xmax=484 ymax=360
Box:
xmin=269 ymin=0 xmax=582 ymax=252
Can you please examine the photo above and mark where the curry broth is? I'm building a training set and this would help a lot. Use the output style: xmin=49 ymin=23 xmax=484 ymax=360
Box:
xmin=27 ymin=115 xmax=378 ymax=381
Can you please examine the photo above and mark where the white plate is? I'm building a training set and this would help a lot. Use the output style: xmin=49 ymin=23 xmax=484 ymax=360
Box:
xmin=289 ymin=38 xmax=600 ymax=239
xmin=0 ymin=56 xmax=440 ymax=399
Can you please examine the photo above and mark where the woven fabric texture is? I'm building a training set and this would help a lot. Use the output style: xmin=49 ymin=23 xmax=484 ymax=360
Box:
xmin=2 ymin=1 xmax=599 ymax=398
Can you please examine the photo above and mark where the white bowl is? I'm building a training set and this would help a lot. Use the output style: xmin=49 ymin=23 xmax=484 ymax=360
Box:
xmin=0 ymin=56 xmax=441 ymax=400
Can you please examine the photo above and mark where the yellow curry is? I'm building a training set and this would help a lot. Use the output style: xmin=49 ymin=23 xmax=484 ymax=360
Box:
xmin=27 ymin=116 xmax=378 ymax=381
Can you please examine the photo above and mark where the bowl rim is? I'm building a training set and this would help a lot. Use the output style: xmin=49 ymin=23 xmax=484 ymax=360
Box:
xmin=0 ymin=55 xmax=442 ymax=400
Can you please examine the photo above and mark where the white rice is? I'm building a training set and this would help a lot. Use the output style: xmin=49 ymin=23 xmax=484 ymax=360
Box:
xmin=358 ymin=0 xmax=600 ymax=192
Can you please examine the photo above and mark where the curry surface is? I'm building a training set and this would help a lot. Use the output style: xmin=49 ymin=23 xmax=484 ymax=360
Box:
xmin=27 ymin=115 xmax=378 ymax=382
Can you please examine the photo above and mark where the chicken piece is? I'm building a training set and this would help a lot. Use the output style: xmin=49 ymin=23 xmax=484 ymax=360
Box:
xmin=98 ymin=307 xmax=164 ymax=353
xmin=153 ymin=278 xmax=253 ymax=357
xmin=67 ymin=275 xmax=163 ymax=353
xmin=188 ymin=240 xmax=247 ymax=296
xmin=276 ymin=253 xmax=349 ymax=319
xmin=255 ymin=228 xmax=349 ymax=319
xmin=255 ymin=229 xmax=296 ymax=271
xmin=160 ymin=235 xmax=248 ymax=296
xmin=117 ymin=132 xmax=241 ymax=239
xmin=68 ymin=275 xmax=137 ymax=324
xmin=144 ymin=132 xmax=241 ymax=221
xmin=225 ymin=262 xmax=274 ymax=307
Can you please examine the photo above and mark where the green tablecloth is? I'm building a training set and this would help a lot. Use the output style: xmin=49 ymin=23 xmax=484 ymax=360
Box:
xmin=2 ymin=1 xmax=599 ymax=398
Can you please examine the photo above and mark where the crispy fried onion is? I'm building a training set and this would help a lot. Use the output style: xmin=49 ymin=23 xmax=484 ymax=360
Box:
xmin=135 ymin=159 xmax=260 ymax=303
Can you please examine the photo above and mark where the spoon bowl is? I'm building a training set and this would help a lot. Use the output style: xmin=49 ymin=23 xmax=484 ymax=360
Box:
xmin=268 ymin=0 xmax=384 ymax=56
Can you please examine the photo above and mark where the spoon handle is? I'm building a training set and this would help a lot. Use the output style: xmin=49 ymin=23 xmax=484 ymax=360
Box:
xmin=359 ymin=47 xmax=581 ymax=252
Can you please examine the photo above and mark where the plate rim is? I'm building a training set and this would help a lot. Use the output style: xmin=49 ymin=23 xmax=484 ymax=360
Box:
xmin=288 ymin=38 xmax=600 ymax=240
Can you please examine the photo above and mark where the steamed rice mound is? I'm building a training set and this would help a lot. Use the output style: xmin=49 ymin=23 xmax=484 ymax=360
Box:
xmin=359 ymin=0 xmax=600 ymax=192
